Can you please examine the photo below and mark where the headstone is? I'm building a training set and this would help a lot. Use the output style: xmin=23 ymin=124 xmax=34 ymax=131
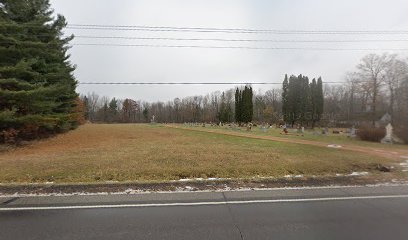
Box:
xmin=348 ymin=127 xmax=356 ymax=138
xmin=247 ymin=123 xmax=253 ymax=131
xmin=301 ymin=127 xmax=305 ymax=134
xmin=381 ymin=123 xmax=393 ymax=144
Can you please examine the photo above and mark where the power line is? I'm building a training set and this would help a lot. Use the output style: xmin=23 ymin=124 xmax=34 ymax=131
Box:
xmin=78 ymin=81 xmax=350 ymax=85
xmin=6 ymin=33 xmax=408 ymax=43
xmin=72 ymin=35 xmax=408 ymax=43
xmin=71 ymin=43 xmax=408 ymax=51
xmin=66 ymin=26 xmax=408 ymax=35
xmin=4 ymin=22 xmax=408 ymax=34
xmin=79 ymin=82 xmax=280 ymax=85
xmin=66 ymin=24 xmax=408 ymax=35
xmin=3 ymin=39 xmax=407 ymax=51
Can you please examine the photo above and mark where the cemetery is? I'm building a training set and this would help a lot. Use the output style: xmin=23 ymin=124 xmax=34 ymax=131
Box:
xmin=0 ymin=123 xmax=407 ymax=184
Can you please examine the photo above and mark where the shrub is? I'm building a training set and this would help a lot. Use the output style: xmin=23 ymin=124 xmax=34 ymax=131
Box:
xmin=357 ymin=127 xmax=386 ymax=142
xmin=1 ymin=128 xmax=19 ymax=144
xmin=395 ymin=127 xmax=408 ymax=144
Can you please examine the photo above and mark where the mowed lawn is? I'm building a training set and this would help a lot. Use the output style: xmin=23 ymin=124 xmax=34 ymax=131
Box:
xmin=0 ymin=124 xmax=395 ymax=184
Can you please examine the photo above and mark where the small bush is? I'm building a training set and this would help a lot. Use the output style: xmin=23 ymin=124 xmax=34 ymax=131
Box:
xmin=357 ymin=127 xmax=386 ymax=142
xmin=1 ymin=128 xmax=19 ymax=144
xmin=395 ymin=127 xmax=408 ymax=144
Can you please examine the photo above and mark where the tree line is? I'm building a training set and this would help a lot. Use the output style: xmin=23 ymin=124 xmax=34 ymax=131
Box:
xmin=81 ymin=52 xmax=408 ymax=137
xmin=81 ymin=86 xmax=256 ymax=125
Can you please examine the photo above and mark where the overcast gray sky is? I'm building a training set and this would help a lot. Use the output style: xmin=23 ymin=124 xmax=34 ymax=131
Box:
xmin=49 ymin=0 xmax=408 ymax=102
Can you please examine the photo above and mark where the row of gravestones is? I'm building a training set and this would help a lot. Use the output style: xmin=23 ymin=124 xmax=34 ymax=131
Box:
xmin=179 ymin=120 xmax=394 ymax=144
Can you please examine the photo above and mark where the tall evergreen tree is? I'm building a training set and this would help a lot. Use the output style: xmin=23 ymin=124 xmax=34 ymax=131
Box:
xmin=300 ymin=75 xmax=311 ymax=125
xmin=310 ymin=78 xmax=317 ymax=126
xmin=282 ymin=74 xmax=323 ymax=127
xmin=0 ymin=0 xmax=79 ymax=141
xmin=81 ymin=95 xmax=90 ymax=120
xmin=282 ymin=74 xmax=289 ymax=122
xmin=315 ymin=77 xmax=324 ymax=123
xmin=234 ymin=88 xmax=241 ymax=122
xmin=234 ymin=86 xmax=253 ymax=123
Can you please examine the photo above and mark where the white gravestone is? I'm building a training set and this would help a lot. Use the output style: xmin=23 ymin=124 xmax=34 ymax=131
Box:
xmin=381 ymin=123 xmax=393 ymax=144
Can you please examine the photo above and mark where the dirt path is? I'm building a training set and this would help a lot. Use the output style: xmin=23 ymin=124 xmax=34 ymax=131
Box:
xmin=166 ymin=125 xmax=408 ymax=160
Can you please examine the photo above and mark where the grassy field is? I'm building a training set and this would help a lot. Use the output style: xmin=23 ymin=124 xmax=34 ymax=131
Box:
xmin=0 ymin=124 xmax=402 ymax=184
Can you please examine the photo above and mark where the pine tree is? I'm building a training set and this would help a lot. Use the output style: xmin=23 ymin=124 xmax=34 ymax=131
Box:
xmin=300 ymin=76 xmax=311 ymax=125
xmin=248 ymin=86 xmax=253 ymax=122
xmin=81 ymin=95 xmax=90 ymax=120
xmin=235 ymin=86 xmax=253 ymax=123
xmin=316 ymin=77 xmax=324 ymax=123
xmin=107 ymin=98 xmax=118 ymax=122
xmin=282 ymin=74 xmax=323 ymax=127
xmin=310 ymin=78 xmax=317 ymax=127
xmin=282 ymin=74 xmax=289 ymax=122
xmin=142 ymin=108 xmax=149 ymax=122
xmin=218 ymin=92 xmax=226 ymax=122
xmin=234 ymin=88 xmax=241 ymax=123
xmin=0 ymin=0 xmax=79 ymax=141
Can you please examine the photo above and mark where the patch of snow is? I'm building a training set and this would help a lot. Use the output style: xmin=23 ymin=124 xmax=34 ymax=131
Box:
xmin=195 ymin=178 xmax=204 ymax=181
xmin=223 ymin=186 xmax=232 ymax=191
xmin=403 ymin=169 xmax=408 ymax=172
xmin=4 ymin=182 xmax=408 ymax=198
xmin=184 ymin=186 xmax=193 ymax=191
xmin=284 ymin=175 xmax=293 ymax=178
xmin=335 ymin=174 xmax=344 ymax=177
xmin=44 ymin=182 xmax=54 ymax=184
xmin=294 ymin=175 xmax=304 ymax=178
xmin=348 ymin=172 xmax=369 ymax=176
xmin=399 ymin=163 xmax=408 ymax=166
xmin=178 ymin=178 xmax=192 ymax=182
xmin=327 ymin=144 xmax=342 ymax=148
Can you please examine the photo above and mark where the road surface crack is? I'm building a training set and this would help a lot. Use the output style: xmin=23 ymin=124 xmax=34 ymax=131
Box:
xmin=222 ymin=192 xmax=244 ymax=240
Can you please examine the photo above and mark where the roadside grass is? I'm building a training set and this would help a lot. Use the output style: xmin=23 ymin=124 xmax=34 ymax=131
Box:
xmin=0 ymin=124 xmax=397 ymax=184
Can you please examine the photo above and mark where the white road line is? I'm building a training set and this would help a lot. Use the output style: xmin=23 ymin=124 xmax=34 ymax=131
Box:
xmin=1 ymin=194 xmax=408 ymax=211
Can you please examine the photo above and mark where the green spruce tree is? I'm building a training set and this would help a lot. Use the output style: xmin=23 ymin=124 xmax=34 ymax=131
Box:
xmin=282 ymin=74 xmax=289 ymax=123
xmin=0 ymin=0 xmax=79 ymax=141
xmin=315 ymin=77 xmax=324 ymax=123
xmin=234 ymin=88 xmax=242 ymax=123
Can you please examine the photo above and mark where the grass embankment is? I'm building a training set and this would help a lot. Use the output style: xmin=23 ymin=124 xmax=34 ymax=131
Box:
xmin=0 ymin=124 xmax=400 ymax=184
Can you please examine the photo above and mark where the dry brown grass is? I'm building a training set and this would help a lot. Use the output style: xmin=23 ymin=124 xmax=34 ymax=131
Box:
xmin=0 ymin=124 xmax=396 ymax=184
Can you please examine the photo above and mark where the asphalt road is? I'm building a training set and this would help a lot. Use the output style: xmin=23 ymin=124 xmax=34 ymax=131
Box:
xmin=1 ymin=185 xmax=408 ymax=240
